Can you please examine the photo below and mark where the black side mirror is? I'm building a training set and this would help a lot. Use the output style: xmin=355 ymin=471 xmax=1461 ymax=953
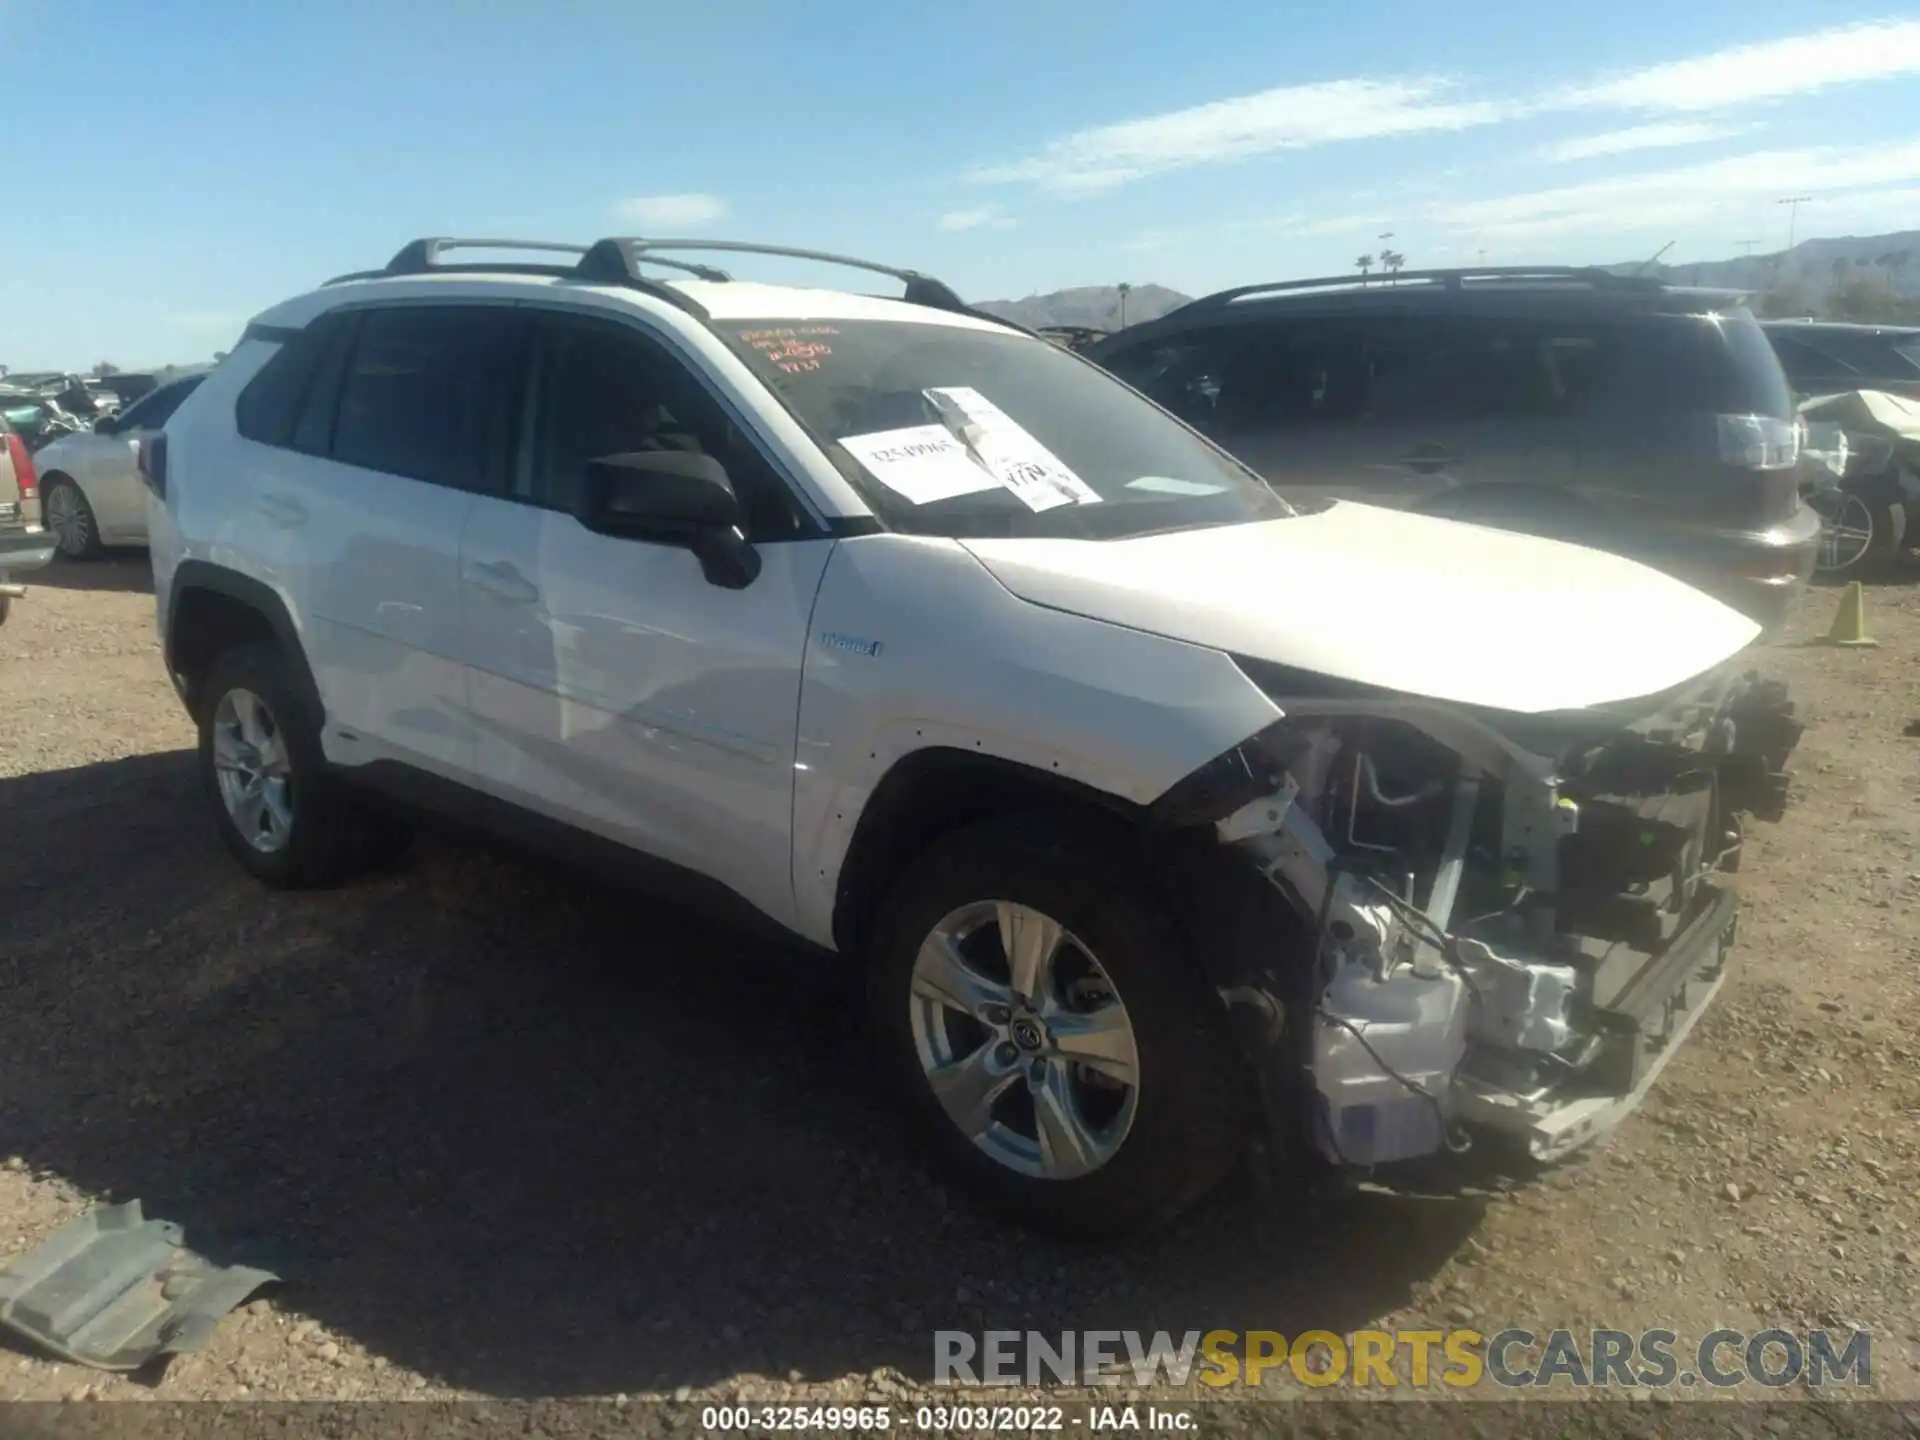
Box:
xmin=93 ymin=415 xmax=118 ymax=435
xmin=578 ymin=450 xmax=761 ymax=589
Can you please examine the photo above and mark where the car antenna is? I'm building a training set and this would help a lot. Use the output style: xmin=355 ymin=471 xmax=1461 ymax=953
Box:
xmin=1632 ymin=240 xmax=1675 ymax=276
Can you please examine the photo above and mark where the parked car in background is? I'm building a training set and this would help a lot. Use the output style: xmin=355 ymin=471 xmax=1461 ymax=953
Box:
xmin=88 ymin=372 xmax=163 ymax=408
xmin=0 ymin=414 xmax=52 ymax=624
xmin=0 ymin=374 xmax=99 ymax=452
xmin=1088 ymin=268 xmax=1820 ymax=628
xmin=148 ymin=235 xmax=1800 ymax=1236
xmin=1763 ymin=320 xmax=1920 ymax=400
xmin=34 ymin=372 xmax=206 ymax=557
xmin=1796 ymin=389 xmax=1920 ymax=580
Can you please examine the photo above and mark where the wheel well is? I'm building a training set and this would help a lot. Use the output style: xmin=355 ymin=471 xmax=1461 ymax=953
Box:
xmin=170 ymin=589 xmax=278 ymax=716
xmin=830 ymin=748 xmax=1147 ymax=959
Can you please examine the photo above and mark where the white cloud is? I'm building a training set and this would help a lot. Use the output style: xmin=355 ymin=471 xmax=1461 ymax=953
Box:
xmin=613 ymin=193 xmax=728 ymax=230
xmin=1432 ymin=139 xmax=1920 ymax=242
xmin=1561 ymin=19 xmax=1920 ymax=112
xmin=969 ymin=77 xmax=1513 ymax=194
xmin=937 ymin=205 xmax=1017 ymax=232
xmin=1536 ymin=121 xmax=1745 ymax=163
xmin=967 ymin=20 xmax=1920 ymax=199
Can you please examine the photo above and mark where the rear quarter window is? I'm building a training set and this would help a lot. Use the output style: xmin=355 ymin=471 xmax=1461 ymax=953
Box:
xmin=1607 ymin=311 xmax=1794 ymax=418
xmin=236 ymin=324 xmax=335 ymax=448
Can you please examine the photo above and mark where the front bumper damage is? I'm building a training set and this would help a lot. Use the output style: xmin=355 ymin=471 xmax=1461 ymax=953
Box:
xmin=1160 ymin=661 xmax=1800 ymax=1170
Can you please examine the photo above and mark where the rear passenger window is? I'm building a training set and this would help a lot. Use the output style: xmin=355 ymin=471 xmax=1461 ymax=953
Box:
xmin=331 ymin=307 xmax=525 ymax=493
xmin=236 ymin=329 xmax=330 ymax=448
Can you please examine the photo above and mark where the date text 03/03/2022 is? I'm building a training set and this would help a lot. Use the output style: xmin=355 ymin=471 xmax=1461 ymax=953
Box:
xmin=697 ymin=1404 xmax=1195 ymax=1432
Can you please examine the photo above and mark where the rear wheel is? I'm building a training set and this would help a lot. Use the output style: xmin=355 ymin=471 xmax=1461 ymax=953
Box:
xmin=42 ymin=476 xmax=103 ymax=560
xmin=869 ymin=813 xmax=1247 ymax=1238
xmin=198 ymin=643 xmax=412 ymax=886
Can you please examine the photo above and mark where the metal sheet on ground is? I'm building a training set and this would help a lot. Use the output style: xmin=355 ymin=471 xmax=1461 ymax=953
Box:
xmin=0 ymin=1200 xmax=275 ymax=1371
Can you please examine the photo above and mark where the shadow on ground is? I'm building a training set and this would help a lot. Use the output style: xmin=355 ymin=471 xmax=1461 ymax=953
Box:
xmin=24 ymin=553 xmax=153 ymax=594
xmin=0 ymin=752 xmax=1484 ymax=1397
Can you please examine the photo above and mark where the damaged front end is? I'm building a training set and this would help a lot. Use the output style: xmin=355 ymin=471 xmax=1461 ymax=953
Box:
xmin=1157 ymin=659 xmax=1801 ymax=1170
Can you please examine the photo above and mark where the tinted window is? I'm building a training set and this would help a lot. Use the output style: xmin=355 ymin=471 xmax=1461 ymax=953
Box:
xmin=121 ymin=375 xmax=204 ymax=432
xmin=723 ymin=319 xmax=1290 ymax=540
xmin=1765 ymin=333 xmax=1842 ymax=389
xmin=332 ymin=307 xmax=525 ymax=492
xmin=1610 ymin=312 xmax=1793 ymax=418
xmin=237 ymin=325 xmax=334 ymax=446
xmin=290 ymin=315 xmax=358 ymax=456
xmin=526 ymin=316 xmax=808 ymax=540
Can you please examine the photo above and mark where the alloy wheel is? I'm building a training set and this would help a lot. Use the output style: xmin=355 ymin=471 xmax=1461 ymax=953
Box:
xmin=45 ymin=482 xmax=92 ymax=558
xmin=1815 ymin=492 xmax=1876 ymax=575
xmin=211 ymin=688 xmax=294 ymax=853
xmin=908 ymin=900 xmax=1140 ymax=1180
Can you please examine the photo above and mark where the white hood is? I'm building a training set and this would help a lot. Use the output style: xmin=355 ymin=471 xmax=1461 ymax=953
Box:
xmin=961 ymin=503 xmax=1761 ymax=715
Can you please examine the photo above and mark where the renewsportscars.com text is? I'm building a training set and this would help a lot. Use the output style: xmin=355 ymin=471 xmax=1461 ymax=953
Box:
xmin=934 ymin=1328 xmax=1872 ymax=1390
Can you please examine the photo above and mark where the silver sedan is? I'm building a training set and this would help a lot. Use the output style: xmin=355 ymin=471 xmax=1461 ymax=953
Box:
xmin=34 ymin=374 xmax=205 ymax=557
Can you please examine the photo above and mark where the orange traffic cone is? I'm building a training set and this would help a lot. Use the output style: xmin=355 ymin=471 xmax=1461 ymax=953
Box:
xmin=1819 ymin=581 xmax=1879 ymax=648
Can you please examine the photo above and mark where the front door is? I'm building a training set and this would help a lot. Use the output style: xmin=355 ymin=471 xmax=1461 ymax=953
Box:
xmin=458 ymin=309 xmax=833 ymax=930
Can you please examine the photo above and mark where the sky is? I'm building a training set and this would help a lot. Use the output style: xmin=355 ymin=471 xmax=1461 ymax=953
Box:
xmin=4 ymin=1 xmax=1919 ymax=369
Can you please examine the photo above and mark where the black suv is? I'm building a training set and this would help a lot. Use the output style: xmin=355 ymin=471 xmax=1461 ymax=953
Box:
xmin=1088 ymin=268 xmax=1820 ymax=627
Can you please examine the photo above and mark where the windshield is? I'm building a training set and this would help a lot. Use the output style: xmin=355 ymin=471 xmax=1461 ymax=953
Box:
xmin=720 ymin=317 xmax=1292 ymax=539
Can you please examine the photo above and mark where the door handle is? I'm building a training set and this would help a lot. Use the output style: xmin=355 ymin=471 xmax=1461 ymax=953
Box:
xmin=254 ymin=494 xmax=308 ymax=527
xmin=465 ymin=559 xmax=539 ymax=605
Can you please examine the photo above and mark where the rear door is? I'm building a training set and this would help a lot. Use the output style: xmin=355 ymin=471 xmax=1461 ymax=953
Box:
xmin=294 ymin=303 xmax=528 ymax=779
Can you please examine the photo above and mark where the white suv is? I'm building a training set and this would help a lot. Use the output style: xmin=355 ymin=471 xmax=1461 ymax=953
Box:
xmin=150 ymin=237 xmax=1801 ymax=1237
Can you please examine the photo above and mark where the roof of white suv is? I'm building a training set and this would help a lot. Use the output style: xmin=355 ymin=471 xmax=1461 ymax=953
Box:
xmin=252 ymin=236 xmax=1014 ymax=337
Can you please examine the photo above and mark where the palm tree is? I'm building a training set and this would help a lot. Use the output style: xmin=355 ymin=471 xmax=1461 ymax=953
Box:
xmin=1379 ymin=249 xmax=1405 ymax=283
xmin=1355 ymin=253 xmax=1374 ymax=285
xmin=1116 ymin=281 xmax=1133 ymax=329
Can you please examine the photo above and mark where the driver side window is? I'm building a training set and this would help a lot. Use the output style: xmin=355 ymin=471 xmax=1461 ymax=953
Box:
xmin=523 ymin=316 xmax=809 ymax=541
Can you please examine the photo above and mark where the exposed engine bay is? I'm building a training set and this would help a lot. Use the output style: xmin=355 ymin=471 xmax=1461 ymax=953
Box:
xmin=1157 ymin=659 xmax=1802 ymax=1169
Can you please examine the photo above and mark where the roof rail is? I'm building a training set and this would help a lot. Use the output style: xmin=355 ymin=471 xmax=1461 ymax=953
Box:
xmin=575 ymin=237 xmax=1043 ymax=333
xmin=322 ymin=235 xmax=1025 ymax=335
xmin=1164 ymin=265 xmax=1665 ymax=319
xmin=321 ymin=236 xmax=712 ymax=318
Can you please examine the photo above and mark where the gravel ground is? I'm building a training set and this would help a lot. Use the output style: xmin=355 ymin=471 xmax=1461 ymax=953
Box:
xmin=1 ymin=553 xmax=1917 ymax=1424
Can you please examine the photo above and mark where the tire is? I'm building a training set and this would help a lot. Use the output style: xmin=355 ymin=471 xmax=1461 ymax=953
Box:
xmin=1811 ymin=489 xmax=1895 ymax=582
xmin=197 ymin=642 xmax=412 ymax=887
xmin=868 ymin=812 xmax=1248 ymax=1239
xmin=41 ymin=476 xmax=103 ymax=560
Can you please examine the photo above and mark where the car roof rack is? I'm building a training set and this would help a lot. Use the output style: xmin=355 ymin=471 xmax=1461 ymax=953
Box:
xmin=576 ymin=238 xmax=990 ymax=319
xmin=321 ymin=237 xmax=715 ymax=318
xmin=322 ymin=236 xmax=1028 ymax=335
xmin=1163 ymin=265 xmax=1672 ymax=319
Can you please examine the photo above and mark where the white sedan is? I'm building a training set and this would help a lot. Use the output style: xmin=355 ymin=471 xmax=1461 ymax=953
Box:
xmin=34 ymin=373 xmax=205 ymax=557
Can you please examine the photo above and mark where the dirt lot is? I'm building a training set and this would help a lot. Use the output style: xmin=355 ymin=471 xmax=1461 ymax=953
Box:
xmin=1 ymin=554 xmax=1918 ymax=1417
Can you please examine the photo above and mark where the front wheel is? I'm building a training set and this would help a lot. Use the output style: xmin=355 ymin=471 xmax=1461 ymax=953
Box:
xmin=869 ymin=813 xmax=1248 ymax=1238
xmin=1810 ymin=488 xmax=1893 ymax=580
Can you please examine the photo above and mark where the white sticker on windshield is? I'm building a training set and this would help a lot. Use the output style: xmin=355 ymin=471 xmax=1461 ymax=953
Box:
xmin=839 ymin=425 xmax=1005 ymax=505
xmin=924 ymin=386 xmax=1103 ymax=513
